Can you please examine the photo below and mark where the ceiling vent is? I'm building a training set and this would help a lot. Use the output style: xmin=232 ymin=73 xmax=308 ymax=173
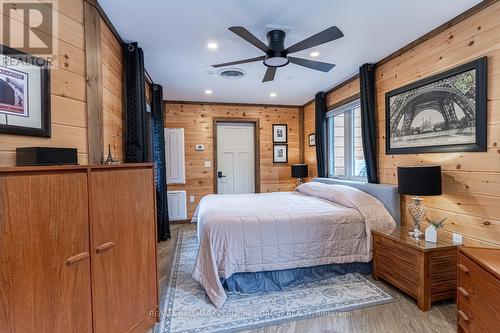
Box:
xmin=217 ymin=68 xmax=246 ymax=79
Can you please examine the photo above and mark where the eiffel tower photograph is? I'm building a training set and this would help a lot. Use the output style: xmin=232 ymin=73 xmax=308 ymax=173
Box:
xmin=385 ymin=57 xmax=487 ymax=154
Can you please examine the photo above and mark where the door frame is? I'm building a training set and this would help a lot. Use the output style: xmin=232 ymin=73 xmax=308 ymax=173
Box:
xmin=213 ymin=118 xmax=260 ymax=194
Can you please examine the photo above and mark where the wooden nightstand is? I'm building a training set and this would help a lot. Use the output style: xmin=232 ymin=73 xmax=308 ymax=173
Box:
xmin=372 ymin=227 xmax=457 ymax=311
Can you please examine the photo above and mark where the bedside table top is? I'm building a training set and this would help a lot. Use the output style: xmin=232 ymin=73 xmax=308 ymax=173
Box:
xmin=372 ymin=226 xmax=457 ymax=252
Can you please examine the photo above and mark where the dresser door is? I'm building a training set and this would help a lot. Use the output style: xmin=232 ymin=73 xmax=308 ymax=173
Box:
xmin=89 ymin=168 xmax=158 ymax=333
xmin=0 ymin=171 xmax=92 ymax=333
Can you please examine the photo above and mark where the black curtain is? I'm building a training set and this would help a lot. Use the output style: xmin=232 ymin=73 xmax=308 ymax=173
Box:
xmin=151 ymin=84 xmax=170 ymax=240
xmin=359 ymin=63 xmax=379 ymax=183
xmin=124 ymin=42 xmax=149 ymax=163
xmin=315 ymin=92 xmax=328 ymax=178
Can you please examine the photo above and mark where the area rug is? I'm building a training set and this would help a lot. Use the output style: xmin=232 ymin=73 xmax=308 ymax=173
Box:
xmin=155 ymin=230 xmax=395 ymax=333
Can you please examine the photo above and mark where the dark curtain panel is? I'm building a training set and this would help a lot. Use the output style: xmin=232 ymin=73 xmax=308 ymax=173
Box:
xmin=315 ymin=92 xmax=328 ymax=178
xmin=151 ymin=84 xmax=170 ymax=240
xmin=359 ymin=63 xmax=379 ymax=183
xmin=124 ymin=42 xmax=149 ymax=163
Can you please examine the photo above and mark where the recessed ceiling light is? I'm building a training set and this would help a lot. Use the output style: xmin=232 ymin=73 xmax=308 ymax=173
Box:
xmin=205 ymin=89 xmax=213 ymax=95
xmin=270 ymin=92 xmax=277 ymax=98
xmin=207 ymin=42 xmax=218 ymax=49
xmin=310 ymin=51 xmax=320 ymax=58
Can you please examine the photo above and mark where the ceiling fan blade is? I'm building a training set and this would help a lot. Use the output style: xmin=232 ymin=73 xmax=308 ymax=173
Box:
xmin=288 ymin=57 xmax=335 ymax=72
xmin=286 ymin=26 xmax=343 ymax=54
xmin=262 ymin=66 xmax=277 ymax=82
xmin=212 ymin=56 xmax=265 ymax=68
xmin=229 ymin=26 xmax=270 ymax=53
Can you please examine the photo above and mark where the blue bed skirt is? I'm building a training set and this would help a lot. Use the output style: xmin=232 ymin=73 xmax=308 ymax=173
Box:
xmin=221 ymin=261 xmax=372 ymax=293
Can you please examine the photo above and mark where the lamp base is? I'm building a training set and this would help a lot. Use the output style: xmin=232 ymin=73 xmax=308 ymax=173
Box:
xmin=408 ymin=196 xmax=426 ymax=239
xmin=294 ymin=178 xmax=304 ymax=189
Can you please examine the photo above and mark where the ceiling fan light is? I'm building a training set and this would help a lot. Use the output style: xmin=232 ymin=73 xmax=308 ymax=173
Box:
xmin=263 ymin=55 xmax=289 ymax=67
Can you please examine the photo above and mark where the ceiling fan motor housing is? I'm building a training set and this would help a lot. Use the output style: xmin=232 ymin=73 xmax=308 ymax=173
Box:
xmin=264 ymin=30 xmax=289 ymax=67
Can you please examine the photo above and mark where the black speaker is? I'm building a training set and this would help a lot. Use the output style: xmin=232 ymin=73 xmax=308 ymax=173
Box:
xmin=16 ymin=147 xmax=78 ymax=166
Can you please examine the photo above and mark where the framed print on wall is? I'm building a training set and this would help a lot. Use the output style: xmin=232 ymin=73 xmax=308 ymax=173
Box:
xmin=385 ymin=56 xmax=487 ymax=154
xmin=273 ymin=144 xmax=288 ymax=163
xmin=0 ymin=45 xmax=51 ymax=137
xmin=272 ymin=124 xmax=287 ymax=143
xmin=309 ymin=133 xmax=316 ymax=147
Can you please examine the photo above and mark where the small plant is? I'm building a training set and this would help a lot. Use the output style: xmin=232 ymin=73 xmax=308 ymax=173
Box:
xmin=425 ymin=216 xmax=447 ymax=230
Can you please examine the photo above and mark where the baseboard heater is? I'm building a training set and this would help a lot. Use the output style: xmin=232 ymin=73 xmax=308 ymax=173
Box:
xmin=167 ymin=190 xmax=187 ymax=221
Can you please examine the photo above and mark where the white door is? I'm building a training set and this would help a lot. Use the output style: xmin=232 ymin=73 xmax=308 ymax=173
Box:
xmin=216 ymin=122 xmax=255 ymax=194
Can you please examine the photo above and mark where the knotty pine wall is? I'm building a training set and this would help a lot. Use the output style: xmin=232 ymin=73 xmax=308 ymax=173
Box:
xmin=303 ymin=2 xmax=500 ymax=247
xmin=101 ymin=19 xmax=124 ymax=162
xmin=165 ymin=102 xmax=301 ymax=219
xmin=0 ymin=0 xmax=123 ymax=165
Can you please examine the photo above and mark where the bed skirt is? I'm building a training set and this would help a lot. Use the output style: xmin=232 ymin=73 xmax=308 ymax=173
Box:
xmin=221 ymin=261 xmax=372 ymax=294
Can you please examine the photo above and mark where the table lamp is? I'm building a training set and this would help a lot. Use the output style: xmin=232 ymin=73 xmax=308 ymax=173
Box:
xmin=397 ymin=165 xmax=442 ymax=239
xmin=291 ymin=164 xmax=308 ymax=188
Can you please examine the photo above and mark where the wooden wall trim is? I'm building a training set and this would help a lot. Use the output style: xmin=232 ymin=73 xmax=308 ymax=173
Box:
xmin=377 ymin=0 xmax=498 ymax=66
xmin=84 ymin=1 xmax=104 ymax=164
xmin=85 ymin=0 xmax=125 ymax=46
xmin=212 ymin=118 xmax=261 ymax=194
xmin=298 ymin=107 xmax=305 ymax=163
xmin=327 ymin=93 xmax=360 ymax=110
xmin=302 ymin=74 xmax=359 ymax=108
xmin=166 ymin=100 xmax=302 ymax=109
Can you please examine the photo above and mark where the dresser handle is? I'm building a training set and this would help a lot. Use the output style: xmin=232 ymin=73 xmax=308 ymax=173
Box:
xmin=66 ymin=252 xmax=89 ymax=265
xmin=457 ymin=264 xmax=469 ymax=273
xmin=96 ymin=242 xmax=115 ymax=254
xmin=458 ymin=287 xmax=470 ymax=298
xmin=458 ymin=310 xmax=469 ymax=323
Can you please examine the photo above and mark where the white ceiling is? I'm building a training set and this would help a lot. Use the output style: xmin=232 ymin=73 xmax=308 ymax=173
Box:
xmin=99 ymin=0 xmax=481 ymax=105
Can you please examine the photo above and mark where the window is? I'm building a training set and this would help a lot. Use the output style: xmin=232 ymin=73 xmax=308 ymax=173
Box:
xmin=326 ymin=100 xmax=366 ymax=181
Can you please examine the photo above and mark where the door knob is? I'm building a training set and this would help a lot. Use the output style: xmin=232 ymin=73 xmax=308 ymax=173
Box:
xmin=217 ymin=171 xmax=226 ymax=178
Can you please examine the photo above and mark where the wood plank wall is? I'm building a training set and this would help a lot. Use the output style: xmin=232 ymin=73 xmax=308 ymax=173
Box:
xmin=101 ymin=19 xmax=124 ymax=161
xmin=303 ymin=2 xmax=500 ymax=247
xmin=0 ymin=0 xmax=123 ymax=166
xmin=165 ymin=102 xmax=301 ymax=219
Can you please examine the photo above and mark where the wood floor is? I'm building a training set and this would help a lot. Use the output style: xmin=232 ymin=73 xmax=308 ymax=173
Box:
xmin=154 ymin=223 xmax=457 ymax=333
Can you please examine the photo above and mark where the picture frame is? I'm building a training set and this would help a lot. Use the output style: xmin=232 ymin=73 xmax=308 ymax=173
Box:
xmin=272 ymin=124 xmax=287 ymax=143
xmin=309 ymin=133 xmax=316 ymax=147
xmin=273 ymin=144 xmax=288 ymax=163
xmin=385 ymin=57 xmax=487 ymax=154
xmin=0 ymin=45 xmax=51 ymax=137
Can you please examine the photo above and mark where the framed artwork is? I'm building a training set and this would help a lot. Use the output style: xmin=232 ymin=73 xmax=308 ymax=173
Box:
xmin=0 ymin=45 xmax=51 ymax=137
xmin=273 ymin=144 xmax=288 ymax=163
xmin=272 ymin=124 xmax=287 ymax=143
xmin=385 ymin=57 xmax=487 ymax=154
xmin=309 ymin=133 xmax=316 ymax=147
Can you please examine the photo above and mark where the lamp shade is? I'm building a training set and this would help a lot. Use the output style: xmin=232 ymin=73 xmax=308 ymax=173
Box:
xmin=397 ymin=166 xmax=442 ymax=196
xmin=291 ymin=164 xmax=308 ymax=178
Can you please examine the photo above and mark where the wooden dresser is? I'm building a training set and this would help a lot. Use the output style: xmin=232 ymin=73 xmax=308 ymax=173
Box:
xmin=457 ymin=247 xmax=500 ymax=333
xmin=372 ymin=227 xmax=457 ymax=311
xmin=0 ymin=164 xmax=158 ymax=333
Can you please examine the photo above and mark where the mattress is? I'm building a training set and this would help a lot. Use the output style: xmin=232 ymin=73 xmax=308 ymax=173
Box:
xmin=192 ymin=182 xmax=396 ymax=308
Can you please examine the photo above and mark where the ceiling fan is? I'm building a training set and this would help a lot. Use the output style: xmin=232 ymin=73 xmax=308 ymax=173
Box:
xmin=212 ymin=26 xmax=344 ymax=82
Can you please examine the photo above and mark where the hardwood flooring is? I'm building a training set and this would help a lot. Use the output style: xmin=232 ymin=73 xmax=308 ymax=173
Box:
xmin=155 ymin=223 xmax=457 ymax=333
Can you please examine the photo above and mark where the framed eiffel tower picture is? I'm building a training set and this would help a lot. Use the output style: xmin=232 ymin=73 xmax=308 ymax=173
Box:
xmin=385 ymin=57 xmax=487 ymax=154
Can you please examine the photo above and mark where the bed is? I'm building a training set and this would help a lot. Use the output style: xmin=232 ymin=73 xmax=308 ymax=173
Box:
xmin=192 ymin=178 xmax=400 ymax=308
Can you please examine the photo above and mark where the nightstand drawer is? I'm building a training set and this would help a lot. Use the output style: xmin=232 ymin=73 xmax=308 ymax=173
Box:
xmin=458 ymin=252 xmax=500 ymax=333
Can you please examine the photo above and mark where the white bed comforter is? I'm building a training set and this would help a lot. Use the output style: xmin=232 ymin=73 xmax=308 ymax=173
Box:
xmin=192 ymin=182 xmax=396 ymax=308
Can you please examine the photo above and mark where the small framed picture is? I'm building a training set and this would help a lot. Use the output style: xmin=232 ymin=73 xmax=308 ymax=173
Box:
xmin=0 ymin=45 xmax=51 ymax=137
xmin=309 ymin=133 xmax=316 ymax=147
xmin=273 ymin=144 xmax=288 ymax=163
xmin=273 ymin=124 xmax=287 ymax=143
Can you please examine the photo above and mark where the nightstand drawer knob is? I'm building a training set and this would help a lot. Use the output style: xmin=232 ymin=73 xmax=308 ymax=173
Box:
xmin=457 ymin=264 xmax=469 ymax=273
xmin=458 ymin=310 xmax=469 ymax=323
xmin=458 ymin=287 xmax=470 ymax=298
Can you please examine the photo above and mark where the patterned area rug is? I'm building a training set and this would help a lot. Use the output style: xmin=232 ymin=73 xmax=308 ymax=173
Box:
xmin=155 ymin=230 xmax=395 ymax=333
